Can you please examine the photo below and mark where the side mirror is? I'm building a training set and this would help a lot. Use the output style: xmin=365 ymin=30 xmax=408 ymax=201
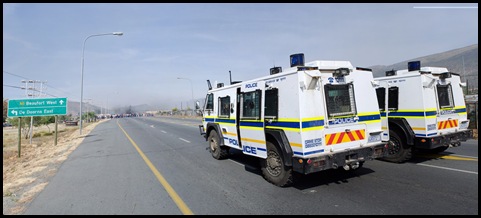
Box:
xmin=195 ymin=101 xmax=200 ymax=110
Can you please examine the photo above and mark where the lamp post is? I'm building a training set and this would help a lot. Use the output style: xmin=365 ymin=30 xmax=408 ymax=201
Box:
xmin=80 ymin=32 xmax=123 ymax=135
xmin=177 ymin=77 xmax=194 ymax=115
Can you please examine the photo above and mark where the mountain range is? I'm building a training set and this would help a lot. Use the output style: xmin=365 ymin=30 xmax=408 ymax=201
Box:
xmin=369 ymin=44 xmax=478 ymax=83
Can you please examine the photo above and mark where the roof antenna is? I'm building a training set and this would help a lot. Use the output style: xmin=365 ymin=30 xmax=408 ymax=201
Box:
xmin=229 ymin=71 xmax=243 ymax=85
xmin=207 ymin=80 xmax=212 ymax=90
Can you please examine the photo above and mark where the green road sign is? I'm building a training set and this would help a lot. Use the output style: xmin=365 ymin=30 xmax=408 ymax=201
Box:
xmin=7 ymin=97 xmax=68 ymax=117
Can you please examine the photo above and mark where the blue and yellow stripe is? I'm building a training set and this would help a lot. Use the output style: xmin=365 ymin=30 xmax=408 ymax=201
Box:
xmin=381 ymin=109 xmax=437 ymax=119
xmin=453 ymin=106 xmax=467 ymax=114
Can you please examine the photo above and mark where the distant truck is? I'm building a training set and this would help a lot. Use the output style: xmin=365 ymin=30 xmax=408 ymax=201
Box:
xmin=199 ymin=53 xmax=388 ymax=187
xmin=373 ymin=61 xmax=473 ymax=163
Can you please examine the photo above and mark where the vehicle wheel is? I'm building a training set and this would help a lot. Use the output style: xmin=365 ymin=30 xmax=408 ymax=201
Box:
xmin=207 ymin=130 xmax=229 ymax=160
xmin=260 ymin=141 xmax=293 ymax=187
xmin=381 ymin=130 xmax=412 ymax=163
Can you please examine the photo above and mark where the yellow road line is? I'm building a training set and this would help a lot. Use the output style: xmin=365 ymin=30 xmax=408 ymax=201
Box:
xmin=117 ymin=121 xmax=194 ymax=215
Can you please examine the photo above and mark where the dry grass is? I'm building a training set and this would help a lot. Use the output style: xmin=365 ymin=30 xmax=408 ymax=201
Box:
xmin=3 ymin=120 xmax=106 ymax=215
xmin=3 ymin=123 xmax=73 ymax=154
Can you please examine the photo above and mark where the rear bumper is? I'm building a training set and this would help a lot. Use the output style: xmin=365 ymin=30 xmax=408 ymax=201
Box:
xmin=414 ymin=129 xmax=473 ymax=149
xmin=292 ymin=143 xmax=388 ymax=174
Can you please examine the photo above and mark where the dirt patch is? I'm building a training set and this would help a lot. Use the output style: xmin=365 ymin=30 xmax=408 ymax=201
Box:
xmin=3 ymin=120 xmax=106 ymax=215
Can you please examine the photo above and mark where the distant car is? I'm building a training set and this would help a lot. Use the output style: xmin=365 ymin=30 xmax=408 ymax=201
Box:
xmin=3 ymin=123 xmax=13 ymax=127
xmin=65 ymin=121 xmax=78 ymax=126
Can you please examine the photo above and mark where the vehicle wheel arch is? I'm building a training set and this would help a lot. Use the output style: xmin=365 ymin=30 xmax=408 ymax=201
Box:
xmin=205 ymin=123 xmax=225 ymax=146
xmin=388 ymin=118 xmax=414 ymax=146
xmin=207 ymin=127 xmax=229 ymax=159
xmin=265 ymin=129 xmax=293 ymax=166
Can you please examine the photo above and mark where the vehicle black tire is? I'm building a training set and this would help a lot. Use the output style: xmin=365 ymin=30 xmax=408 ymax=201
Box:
xmin=207 ymin=130 xmax=229 ymax=160
xmin=381 ymin=130 xmax=412 ymax=163
xmin=260 ymin=141 xmax=293 ymax=187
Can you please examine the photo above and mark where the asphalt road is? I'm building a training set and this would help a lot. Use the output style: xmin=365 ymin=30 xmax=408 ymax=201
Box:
xmin=23 ymin=116 xmax=478 ymax=215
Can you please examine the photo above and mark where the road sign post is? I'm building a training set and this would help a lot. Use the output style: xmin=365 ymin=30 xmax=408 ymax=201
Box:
xmin=7 ymin=97 xmax=68 ymax=157
xmin=18 ymin=117 xmax=21 ymax=158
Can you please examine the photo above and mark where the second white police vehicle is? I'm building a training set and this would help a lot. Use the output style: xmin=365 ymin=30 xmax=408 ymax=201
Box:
xmin=374 ymin=61 xmax=473 ymax=163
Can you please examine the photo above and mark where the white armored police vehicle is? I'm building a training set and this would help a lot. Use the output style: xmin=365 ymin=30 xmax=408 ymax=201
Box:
xmin=374 ymin=61 xmax=473 ymax=163
xmin=199 ymin=53 xmax=388 ymax=187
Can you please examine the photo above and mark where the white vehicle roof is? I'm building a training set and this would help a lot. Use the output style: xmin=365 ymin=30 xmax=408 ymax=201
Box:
xmin=304 ymin=60 xmax=354 ymax=70
xmin=395 ymin=66 xmax=450 ymax=76
xmin=211 ymin=59 xmax=358 ymax=91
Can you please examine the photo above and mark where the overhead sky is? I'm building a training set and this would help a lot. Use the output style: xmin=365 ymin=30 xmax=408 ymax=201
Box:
xmin=3 ymin=3 xmax=478 ymax=110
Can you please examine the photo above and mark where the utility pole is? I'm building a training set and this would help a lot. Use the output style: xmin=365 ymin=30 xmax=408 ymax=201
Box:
xmin=21 ymin=80 xmax=47 ymax=144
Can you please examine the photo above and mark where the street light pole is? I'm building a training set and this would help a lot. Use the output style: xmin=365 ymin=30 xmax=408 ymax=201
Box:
xmin=80 ymin=32 xmax=123 ymax=135
xmin=177 ymin=77 xmax=194 ymax=115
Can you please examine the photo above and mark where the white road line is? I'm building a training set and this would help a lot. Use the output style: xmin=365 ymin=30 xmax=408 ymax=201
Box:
xmin=179 ymin=138 xmax=191 ymax=143
xmin=416 ymin=163 xmax=478 ymax=175
xmin=161 ymin=130 xmax=167 ymax=133
xmin=150 ymin=125 xmax=155 ymax=128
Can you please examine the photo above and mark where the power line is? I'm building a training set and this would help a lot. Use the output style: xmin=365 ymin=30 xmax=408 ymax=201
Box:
xmin=3 ymin=70 xmax=77 ymax=99
xmin=3 ymin=71 xmax=29 ymax=80
xmin=3 ymin=84 xmax=24 ymax=89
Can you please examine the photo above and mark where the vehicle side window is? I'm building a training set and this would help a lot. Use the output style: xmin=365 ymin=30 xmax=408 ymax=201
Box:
xmin=375 ymin=87 xmax=386 ymax=111
xmin=241 ymin=90 xmax=261 ymax=120
xmin=218 ymin=96 xmax=230 ymax=118
xmin=388 ymin=87 xmax=399 ymax=111
xmin=265 ymin=88 xmax=278 ymax=119
xmin=205 ymin=93 xmax=214 ymax=110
